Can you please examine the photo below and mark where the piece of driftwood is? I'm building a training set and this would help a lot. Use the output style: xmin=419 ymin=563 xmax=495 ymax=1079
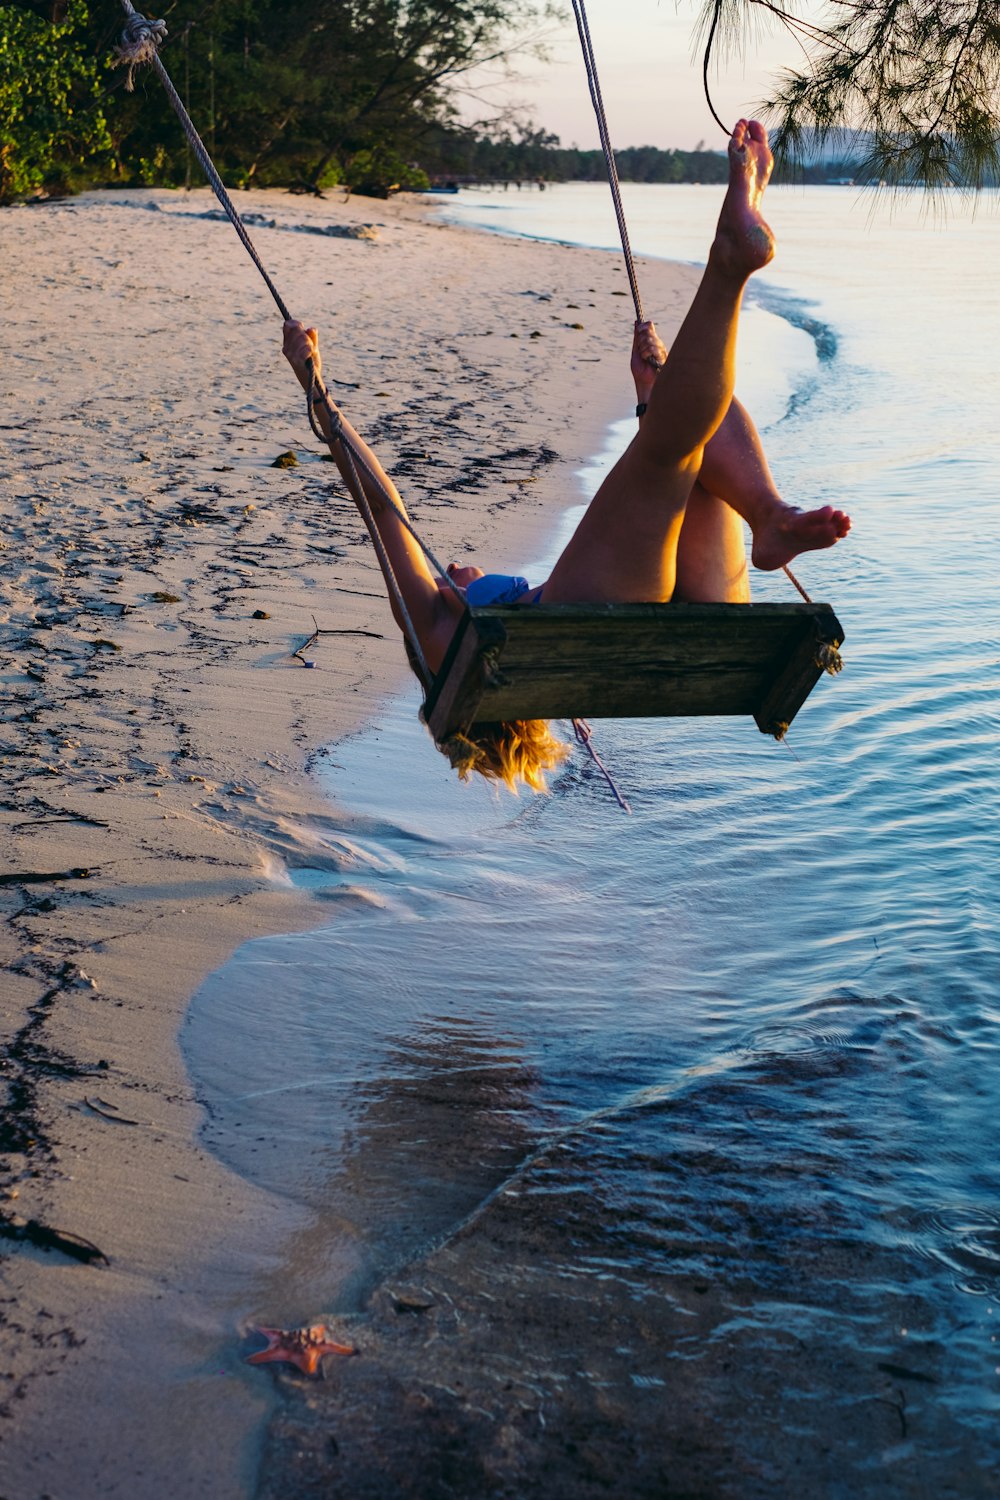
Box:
xmin=423 ymin=601 xmax=845 ymax=742
xmin=0 ymin=867 xmax=93 ymax=888
xmin=0 ymin=1213 xmax=108 ymax=1266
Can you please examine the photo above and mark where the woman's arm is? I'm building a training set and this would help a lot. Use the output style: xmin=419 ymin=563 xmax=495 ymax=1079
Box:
xmin=282 ymin=321 xmax=458 ymax=672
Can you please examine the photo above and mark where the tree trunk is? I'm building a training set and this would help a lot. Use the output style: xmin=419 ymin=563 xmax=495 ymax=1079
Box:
xmin=5 ymin=1 xmax=69 ymax=21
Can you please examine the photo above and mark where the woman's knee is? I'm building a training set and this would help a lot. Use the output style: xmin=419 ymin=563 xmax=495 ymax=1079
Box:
xmin=637 ymin=430 xmax=705 ymax=476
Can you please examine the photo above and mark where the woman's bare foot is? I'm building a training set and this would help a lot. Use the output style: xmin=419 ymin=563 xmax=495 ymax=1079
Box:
xmin=750 ymin=499 xmax=852 ymax=572
xmin=710 ymin=119 xmax=775 ymax=279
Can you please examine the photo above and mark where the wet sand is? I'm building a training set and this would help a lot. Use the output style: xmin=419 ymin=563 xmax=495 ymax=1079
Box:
xmin=0 ymin=185 xmax=698 ymax=1495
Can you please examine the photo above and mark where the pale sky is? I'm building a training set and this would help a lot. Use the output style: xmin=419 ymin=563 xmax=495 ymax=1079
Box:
xmin=457 ymin=0 xmax=817 ymax=152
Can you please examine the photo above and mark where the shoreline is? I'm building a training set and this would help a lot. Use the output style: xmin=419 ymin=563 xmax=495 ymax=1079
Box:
xmin=0 ymin=184 xmax=700 ymax=1495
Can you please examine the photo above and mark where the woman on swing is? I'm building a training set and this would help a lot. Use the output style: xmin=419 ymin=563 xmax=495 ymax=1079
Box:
xmin=283 ymin=121 xmax=850 ymax=790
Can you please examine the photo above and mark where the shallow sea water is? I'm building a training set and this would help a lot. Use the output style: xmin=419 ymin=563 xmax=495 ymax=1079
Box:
xmin=185 ymin=186 xmax=1000 ymax=1484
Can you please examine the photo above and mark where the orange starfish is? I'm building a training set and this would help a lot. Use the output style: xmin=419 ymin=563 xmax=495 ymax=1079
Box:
xmin=245 ymin=1323 xmax=355 ymax=1378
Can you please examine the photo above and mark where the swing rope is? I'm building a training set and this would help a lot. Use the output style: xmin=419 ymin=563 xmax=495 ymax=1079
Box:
xmin=116 ymin=8 xmax=290 ymax=321
xmin=569 ymin=0 xmax=646 ymax=325
xmin=114 ymin=2 xmax=467 ymax=688
xmin=568 ymin=0 xmax=813 ymax=607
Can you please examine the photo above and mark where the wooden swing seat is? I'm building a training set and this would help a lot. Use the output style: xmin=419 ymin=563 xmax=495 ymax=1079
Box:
xmin=424 ymin=600 xmax=845 ymax=742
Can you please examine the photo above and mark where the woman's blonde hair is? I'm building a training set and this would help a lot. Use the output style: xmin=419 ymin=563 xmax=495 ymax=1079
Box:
xmin=437 ymin=718 xmax=569 ymax=793
xmin=404 ymin=636 xmax=568 ymax=792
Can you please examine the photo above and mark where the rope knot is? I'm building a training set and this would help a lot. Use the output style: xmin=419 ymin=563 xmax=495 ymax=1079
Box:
xmin=116 ymin=13 xmax=168 ymax=92
xmin=306 ymin=372 xmax=343 ymax=447
xmin=815 ymin=642 xmax=844 ymax=675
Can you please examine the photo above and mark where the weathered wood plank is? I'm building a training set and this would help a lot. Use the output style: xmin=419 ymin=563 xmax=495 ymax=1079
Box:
xmin=423 ymin=613 xmax=508 ymax=742
xmin=753 ymin=613 xmax=845 ymax=737
xmin=425 ymin=601 xmax=845 ymax=740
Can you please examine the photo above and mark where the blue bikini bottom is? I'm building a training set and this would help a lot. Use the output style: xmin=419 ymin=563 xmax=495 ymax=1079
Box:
xmin=464 ymin=573 xmax=539 ymax=606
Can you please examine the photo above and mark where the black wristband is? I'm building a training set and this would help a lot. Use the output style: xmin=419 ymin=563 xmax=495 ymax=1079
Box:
xmin=635 ymin=401 xmax=648 ymax=418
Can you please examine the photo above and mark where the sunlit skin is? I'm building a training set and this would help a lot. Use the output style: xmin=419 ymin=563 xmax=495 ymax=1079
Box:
xmin=282 ymin=120 xmax=850 ymax=674
xmin=441 ymin=562 xmax=484 ymax=594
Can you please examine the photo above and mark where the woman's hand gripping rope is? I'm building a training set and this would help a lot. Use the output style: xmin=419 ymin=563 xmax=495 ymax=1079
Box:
xmin=281 ymin=321 xmax=338 ymax=443
xmin=631 ymin=320 xmax=667 ymax=415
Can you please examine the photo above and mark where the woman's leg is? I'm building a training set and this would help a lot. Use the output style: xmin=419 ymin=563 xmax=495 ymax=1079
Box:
xmin=695 ymin=396 xmax=851 ymax=572
xmin=543 ymin=120 xmax=775 ymax=605
xmin=674 ymin=482 xmax=750 ymax=602
xmin=674 ymin=388 xmax=852 ymax=602
xmin=636 ymin=385 xmax=849 ymax=602
xmin=630 ymin=323 xmax=749 ymax=602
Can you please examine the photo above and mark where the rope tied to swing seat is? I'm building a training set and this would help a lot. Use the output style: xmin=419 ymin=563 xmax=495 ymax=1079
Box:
xmin=572 ymin=719 xmax=632 ymax=814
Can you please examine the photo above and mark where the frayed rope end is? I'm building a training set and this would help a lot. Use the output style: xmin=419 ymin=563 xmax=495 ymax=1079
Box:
xmin=572 ymin=718 xmax=631 ymax=814
xmin=115 ymin=14 xmax=168 ymax=92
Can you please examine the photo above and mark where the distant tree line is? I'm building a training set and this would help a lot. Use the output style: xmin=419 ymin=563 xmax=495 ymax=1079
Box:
xmin=417 ymin=126 xmax=731 ymax=184
xmin=417 ymin=124 xmax=873 ymax=186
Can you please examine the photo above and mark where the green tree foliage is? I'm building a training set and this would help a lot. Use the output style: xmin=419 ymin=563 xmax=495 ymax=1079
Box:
xmin=1 ymin=0 xmax=553 ymax=195
xmin=0 ymin=0 xmax=109 ymax=201
xmin=700 ymin=0 xmax=1000 ymax=188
